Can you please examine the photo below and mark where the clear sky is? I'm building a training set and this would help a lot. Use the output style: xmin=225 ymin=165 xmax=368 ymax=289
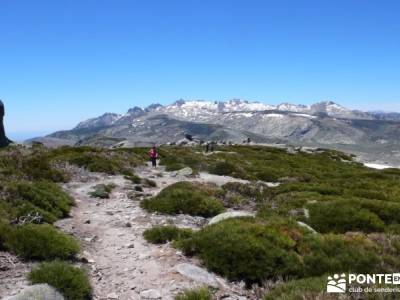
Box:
xmin=1 ymin=0 xmax=400 ymax=140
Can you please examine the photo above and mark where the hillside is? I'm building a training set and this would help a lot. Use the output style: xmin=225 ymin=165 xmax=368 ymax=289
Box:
xmin=32 ymin=99 xmax=400 ymax=166
xmin=1 ymin=144 xmax=400 ymax=299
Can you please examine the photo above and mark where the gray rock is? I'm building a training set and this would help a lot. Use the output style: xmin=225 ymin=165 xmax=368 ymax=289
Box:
xmin=177 ymin=167 xmax=193 ymax=176
xmin=107 ymin=292 xmax=119 ymax=299
xmin=6 ymin=284 xmax=64 ymax=300
xmin=208 ymin=211 xmax=255 ymax=225
xmin=0 ymin=100 xmax=12 ymax=147
xmin=175 ymin=263 xmax=219 ymax=288
xmin=140 ymin=289 xmax=162 ymax=299
xmin=171 ymin=167 xmax=194 ymax=177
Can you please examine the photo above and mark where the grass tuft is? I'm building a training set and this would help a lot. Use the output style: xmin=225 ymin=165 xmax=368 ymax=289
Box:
xmin=5 ymin=224 xmax=80 ymax=260
xmin=141 ymin=182 xmax=224 ymax=217
xmin=143 ymin=225 xmax=193 ymax=244
xmin=29 ymin=260 xmax=92 ymax=300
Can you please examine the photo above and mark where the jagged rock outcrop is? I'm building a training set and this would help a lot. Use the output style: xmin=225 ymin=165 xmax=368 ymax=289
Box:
xmin=0 ymin=100 xmax=11 ymax=147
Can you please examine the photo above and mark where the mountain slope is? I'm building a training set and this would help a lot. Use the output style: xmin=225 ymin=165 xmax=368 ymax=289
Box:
xmin=34 ymin=99 xmax=400 ymax=164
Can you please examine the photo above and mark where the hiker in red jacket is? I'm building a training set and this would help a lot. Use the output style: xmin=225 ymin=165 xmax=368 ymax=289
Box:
xmin=149 ymin=146 xmax=158 ymax=167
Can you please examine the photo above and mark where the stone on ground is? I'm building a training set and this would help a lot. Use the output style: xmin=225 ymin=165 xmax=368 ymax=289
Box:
xmin=172 ymin=167 xmax=193 ymax=177
xmin=5 ymin=284 xmax=64 ymax=300
xmin=208 ymin=211 xmax=255 ymax=225
xmin=140 ymin=289 xmax=162 ymax=299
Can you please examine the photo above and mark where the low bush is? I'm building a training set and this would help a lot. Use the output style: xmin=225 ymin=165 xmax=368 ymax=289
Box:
xmin=176 ymin=218 xmax=387 ymax=285
xmin=299 ymin=233 xmax=381 ymax=277
xmin=175 ymin=287 xmax=213 ymax=300
xmin=263 ymin=277 xmax=329 ymax=300
xmin=29 ymin=260 xmax=92 ymax=300
xmin=21 ymin=156 xmax=69 ymax=182
xmin=5 ymin=224 xmax=80 ymax=260
xmin=51 ymin=146 xmax=144 ymax=176
xmin=158 ymin=147 xmax=206 ymax=172
xmin=5 ymin=181 xmax=74 ymax=221
xmin=176 ymin=218 xmax=303 ymax=285
xmin=143 ymin=225 xmax=193 ymax=244
xmin=8 ymin=200 xmax=57 ymax=224
xmin=125 ymin=174 xmax=142 ymax=184
xmin=306 ymin=201 xmax=386 ymax=233
xmin=208 ymin=161 xmax=246 ymax=178
xmin=66 ymin=152 xmax=123 ymax=174
xmin=141 ymin=182 xmax=224 ymax=217
xmin=88 ymin=184 xmax=116 ymax=199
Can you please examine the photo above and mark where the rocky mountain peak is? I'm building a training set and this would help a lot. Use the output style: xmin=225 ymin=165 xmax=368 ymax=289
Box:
xmin=127 ymin=106 xmax=144 ymax=114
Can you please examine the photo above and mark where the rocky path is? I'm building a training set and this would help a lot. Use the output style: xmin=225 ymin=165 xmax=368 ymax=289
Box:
xmin=0 ymin=252 xmax=32 ymax=298
xmin=53 ymin=165 xmax=253 ymax=300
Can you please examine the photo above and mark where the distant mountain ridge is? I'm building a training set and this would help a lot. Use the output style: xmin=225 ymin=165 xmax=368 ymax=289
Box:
xmin=30 ymin=99 xmax=400 ymax=165
xmin=73 ymin=99 xmax=379 ymax=131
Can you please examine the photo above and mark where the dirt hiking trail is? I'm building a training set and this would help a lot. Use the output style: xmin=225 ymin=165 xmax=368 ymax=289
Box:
xmin=53 ymin=164 xmax=255 ymax=300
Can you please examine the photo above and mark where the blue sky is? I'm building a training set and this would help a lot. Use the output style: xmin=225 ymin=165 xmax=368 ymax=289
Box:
xmin=1 ymin=0 xmax=400 ymax=140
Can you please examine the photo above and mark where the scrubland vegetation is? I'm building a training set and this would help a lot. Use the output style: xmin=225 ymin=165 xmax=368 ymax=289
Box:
xmin=174 ymin=287 xmax=213 ymax=300
xmin=143 ymin=145 xmax=400 ymax=298
xmin=29 ymin=261 xmax=92 ymax=300
xmin=0 ymin=144 xmax=144 ymax=299
xmin=89 ymin=183 xmax=116 ymax=199
xmin=2 ymin=143 xmax=400 ymax=299
xmin=141 ymin=181 xmax=224 ymax=217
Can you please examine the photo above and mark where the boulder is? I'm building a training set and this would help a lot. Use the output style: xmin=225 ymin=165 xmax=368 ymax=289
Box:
xmin=175 ymin=263 xmax=219 ymax=288
xmin=177 ymin=167 xmax=193 ymax=176
xmin=208 ymin=211 xmax=255 ymax=225
xmin=6 ymin=284 xmax=64 ymax=300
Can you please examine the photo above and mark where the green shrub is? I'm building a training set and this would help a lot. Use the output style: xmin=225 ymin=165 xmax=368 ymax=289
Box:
xmin=143 ymin=226 xmax=193 ymax=244
xmin=307 ymin=201 xmax=386 ymax=233
xmin=8 ymin=200 xmax=57 ymax=224
xmin=175 ymin=287 xmax=213 ymax=300
xmin=88 ymin=183 xmax=116 ymax=199
xmin=208 ymin=161 xmax=246 ymax=178
xmin=21 ymin=156 xmax=69 ymax=182
xmin=159 ymin=147 xmax=205 ymax=172
xmin=29 ymin=261 xmax=92 ymax=300
xmin=51 ymin=146 xmax=143 ymax=175
xmin=6 ymin=181 xmax=74 ymax=221
xmin=141 ymin=182 xmax=224 ymax=217
xmin=175 ymin=218 xmax=386 ymax=285
xmin=263 ymin=277 xmax=327 ymax=300
xmin=299 ymin=234 xmax=381 ymax=277
xmin=5 ymin=224 xmax=80 ymax=260
xmin=177 ymin=218 xmax=303 ymax=285
xmin=256 ymin=169 xmax=280 ymax=182
xmin=68 ymin=153 xmax=120 ymax=174
xmin=125 ymin=174 xmax=142 ymax=184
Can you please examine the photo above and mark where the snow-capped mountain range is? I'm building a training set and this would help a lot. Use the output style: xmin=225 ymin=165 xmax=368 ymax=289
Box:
xmin=74 ymin=99 xmax=371 ymax=130
xmin=35 ymin=98 xmax=400 ymax=165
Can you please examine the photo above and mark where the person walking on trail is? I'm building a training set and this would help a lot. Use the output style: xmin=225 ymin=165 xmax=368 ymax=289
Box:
xmin=149 ymin=146 xmax=158 ymax=167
